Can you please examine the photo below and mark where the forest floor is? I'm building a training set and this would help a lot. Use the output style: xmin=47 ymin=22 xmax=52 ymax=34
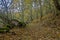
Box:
xmin=0 ymin=13 xmax=60 ymax=40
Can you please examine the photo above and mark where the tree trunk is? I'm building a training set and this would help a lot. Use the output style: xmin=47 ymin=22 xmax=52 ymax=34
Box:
xmin=53 ymin=0 xmax=60 ymax=10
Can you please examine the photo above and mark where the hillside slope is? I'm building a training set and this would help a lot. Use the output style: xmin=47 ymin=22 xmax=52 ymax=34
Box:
xmin=0 ymin=13 xmax=60 ymax=40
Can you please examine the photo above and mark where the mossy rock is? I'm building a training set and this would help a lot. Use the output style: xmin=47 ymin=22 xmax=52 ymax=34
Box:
xmin=5 ymin=24 xmax=15 ymax=29
xmin=5 ymin=19 xmax=26 ymax=29
xmin=10 ymin=19 xmax=26 ymax=27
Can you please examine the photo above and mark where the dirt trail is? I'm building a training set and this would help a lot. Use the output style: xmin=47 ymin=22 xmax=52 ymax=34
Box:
xmin=0 ymin=13 xmax=60 ymax=40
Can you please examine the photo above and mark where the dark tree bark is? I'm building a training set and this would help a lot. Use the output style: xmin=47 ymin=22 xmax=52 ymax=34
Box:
xmin=53 ymin=0 xmax=60 ymax=10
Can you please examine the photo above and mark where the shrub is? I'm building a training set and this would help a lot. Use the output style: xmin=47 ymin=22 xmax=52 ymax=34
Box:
xmin=18 ymin=22 xmax=26 ymax=27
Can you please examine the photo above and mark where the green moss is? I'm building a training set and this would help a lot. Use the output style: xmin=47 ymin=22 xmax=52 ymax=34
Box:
xmin=0 ymin=27 xmax=9 ymax=33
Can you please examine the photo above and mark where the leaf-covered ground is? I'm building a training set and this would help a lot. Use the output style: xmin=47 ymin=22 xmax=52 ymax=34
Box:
xmin=0 ymin=13 xmax=60 ymax=40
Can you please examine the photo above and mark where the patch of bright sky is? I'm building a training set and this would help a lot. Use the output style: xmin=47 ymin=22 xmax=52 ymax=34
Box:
xmin=0 ymin=0 xmax=44 ymax=12
xmin=0 ymin=0 xmax=12 ymax=8
xmin=41 ymin=0 xmax=44 ymax=5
